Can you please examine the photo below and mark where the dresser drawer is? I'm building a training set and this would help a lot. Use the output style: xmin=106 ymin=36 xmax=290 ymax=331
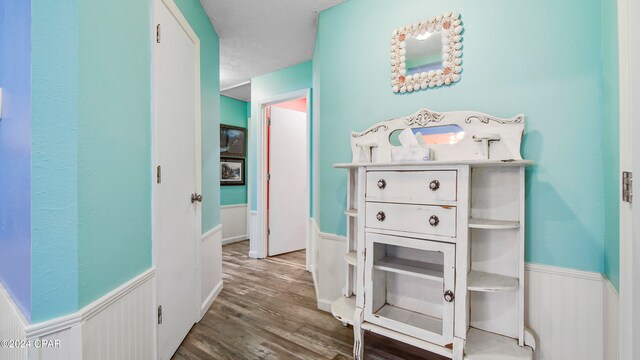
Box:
xmin=365 ymin=202 xmax=457 ymax=238
xmin=366 ymin=171 xmax=457 ymax=204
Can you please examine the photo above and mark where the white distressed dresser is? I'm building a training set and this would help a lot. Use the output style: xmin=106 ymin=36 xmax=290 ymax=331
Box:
xmin=331 ymin=108 xmax=536 ymax=359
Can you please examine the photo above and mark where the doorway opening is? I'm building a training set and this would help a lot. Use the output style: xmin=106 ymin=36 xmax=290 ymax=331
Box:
xmin=266 ymin=97 xmax=309 ymax=260
xmin=253 ymin=89 xmax=311 ymax=267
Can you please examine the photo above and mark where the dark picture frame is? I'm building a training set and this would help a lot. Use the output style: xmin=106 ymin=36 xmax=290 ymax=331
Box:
xmin=220 ymin=124 xmax=246 ymax=157
xmin=220 ymin=157 xmax=245 ymax=186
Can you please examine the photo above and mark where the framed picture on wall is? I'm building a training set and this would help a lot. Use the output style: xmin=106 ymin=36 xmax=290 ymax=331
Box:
xmin=220 ymin=157 xmax=245 ymax=186
xmin=220 ymin=124 xmax=246 ymax=157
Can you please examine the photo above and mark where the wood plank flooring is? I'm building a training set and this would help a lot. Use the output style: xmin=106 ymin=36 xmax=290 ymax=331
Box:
xmin=173 ymin=241 xmax=446 ymax=360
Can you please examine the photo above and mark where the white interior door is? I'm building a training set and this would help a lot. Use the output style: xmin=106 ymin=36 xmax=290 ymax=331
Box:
xmin=268 ymin=106 xmax=308 ymax=256
xmin=154 ymin=1 xmax=199 ymax=359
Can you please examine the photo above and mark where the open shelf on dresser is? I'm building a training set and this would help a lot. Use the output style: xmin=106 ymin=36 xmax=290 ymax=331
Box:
xmin=374 ymin=256 xmax=444 ymax=281
xmin=468 ymin=218 xmax=520 ymax=230
xmin=344 ymin=251 xmax=357 ymax=266
xmin=465 ymin=328 xmax=533 ymax=359
xmin=345 ymin=209 xmax=358 ymax=217
xmin=331 ymin=296 xmax=356 ymax=325
xmin=467 ymin=270 xmax=519 ymax=292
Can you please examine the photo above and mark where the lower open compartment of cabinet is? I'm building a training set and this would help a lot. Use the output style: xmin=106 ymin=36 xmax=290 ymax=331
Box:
xmin=365 ymin=233 xmax=456 ymax=346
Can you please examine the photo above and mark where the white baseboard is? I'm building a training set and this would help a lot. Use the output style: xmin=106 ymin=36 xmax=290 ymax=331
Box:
xmin=222 ymin=235 xmax=248 ymax=245
xmin=604 ymin=279 xmax=620 ymax=360
xmin=200 ymin=280 xmax=223 ymax=319
xmin=0 ymin=269 xmax=156 ymax=360
xmin=221 ymin=204 xmax=248 ymax=245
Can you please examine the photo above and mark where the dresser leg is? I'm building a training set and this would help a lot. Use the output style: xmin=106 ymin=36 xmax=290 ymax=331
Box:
xmin=353 ymin=308 xmax=364 ymax=360
xmin=453 ymin=337 xmax=465 ymax=360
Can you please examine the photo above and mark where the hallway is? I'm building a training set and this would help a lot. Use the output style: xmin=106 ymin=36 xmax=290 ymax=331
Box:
xmin=172 ymin=241 xmax=353 ymax=359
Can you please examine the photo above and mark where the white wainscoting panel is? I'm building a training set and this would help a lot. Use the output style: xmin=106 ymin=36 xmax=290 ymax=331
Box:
xmin=0 ymin=283 xmax=28 ymax=360
xmin=81 ymin=273 xmax=154 ymax=360
xmin=309 ymin=218 xmax=321 ymax=299
xmin=317 ymin=231 xmax=347 ymax=312
xmin=37 ymin=325 xmax=82 ymax=360
xmin=1 ymin=270 xmax=156 ymax=360
xmin=604 ymin=279 xmax=619 ymax=360
xmin=79 ymin=269 xmax=155 ymax=360
xmin=220 ymin=204 xmax=248 ymax=245
xmin=249 ymin=210 xmax=259 ymax=258
xmin=525 ymin=263 xmax=604 ymax=360
xmin=201 ymin=225 xmax=223 ymax=320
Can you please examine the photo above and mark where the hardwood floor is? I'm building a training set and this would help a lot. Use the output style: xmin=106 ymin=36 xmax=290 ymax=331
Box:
xmin=173 ymin=241 xmax=446 ymax=360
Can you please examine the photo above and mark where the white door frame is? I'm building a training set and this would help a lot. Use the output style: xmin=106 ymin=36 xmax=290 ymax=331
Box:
xmin=254 ymin=88 xmax=311 ymax=265
xmin=152 ymin=0 xmax=202 ymax=339
xmin=618 ymin=0 xmax=639 ymax=357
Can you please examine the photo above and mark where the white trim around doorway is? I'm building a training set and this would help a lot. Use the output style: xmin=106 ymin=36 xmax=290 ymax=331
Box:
xmin=252 ymin=89 xmax=312 ymax=267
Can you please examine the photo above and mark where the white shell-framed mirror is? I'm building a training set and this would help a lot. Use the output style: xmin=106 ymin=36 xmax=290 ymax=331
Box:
xmin=391 ymin=12 xmax=463 ymax=94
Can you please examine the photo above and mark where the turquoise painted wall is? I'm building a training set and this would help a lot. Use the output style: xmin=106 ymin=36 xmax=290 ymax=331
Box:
xmin=175 ymin=0 xmax=221 ymax=232
xmin=316 ymin=0 xmax=606 ymax=273
xmin=601 ymin=0 xmax=620 ymax=290
xmin=0 ymin=0 xmax=32 ymax=320
xmin=220 ymin=95 xmax=248 ymax=206
xmin=30 ymin=0 xmax=79 ymax=322
xmin=250 ymin=61 xmax=313 ymax=212
xmin=21 ymin=0 xmax=220 ymax=322
xmin=77 ymin=0 xmax=153 ymax=308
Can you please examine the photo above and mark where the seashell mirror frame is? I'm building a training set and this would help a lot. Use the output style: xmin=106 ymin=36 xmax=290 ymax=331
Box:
xmin=391 ymin=12 xmax=464 ymax=94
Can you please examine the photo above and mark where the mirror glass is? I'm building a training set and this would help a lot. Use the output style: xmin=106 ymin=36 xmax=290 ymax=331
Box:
xmin=389 ymin=124 xmax=465 ymax=146
xmin=405 ymin=31 xmax=444 ymax=76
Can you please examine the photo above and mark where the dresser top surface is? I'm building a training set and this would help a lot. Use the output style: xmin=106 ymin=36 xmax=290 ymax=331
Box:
xmin=334 ymin=159 xmax=533 ymax=169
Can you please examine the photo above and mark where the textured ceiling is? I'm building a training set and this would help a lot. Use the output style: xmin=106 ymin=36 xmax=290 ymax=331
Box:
xmin=201 ymin=0 xmax=346 ymax=101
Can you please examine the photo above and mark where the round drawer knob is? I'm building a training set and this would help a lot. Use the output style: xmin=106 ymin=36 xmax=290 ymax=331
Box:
xmin=429 ymin=215 xmax=440 ymax=227
xmin=377 ymin=179 xmax=386 ymax=189
xmin=376 ymin=211 xmax=386 ymax=222
xmin=444 ymin=290 xmax=455 ymax=302
xmin=429 ymin=180 xmax=440 ymax=191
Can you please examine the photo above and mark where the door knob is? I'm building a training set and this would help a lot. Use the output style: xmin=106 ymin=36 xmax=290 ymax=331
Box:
xmin=191 ymin=193 xmax=203 ymax=203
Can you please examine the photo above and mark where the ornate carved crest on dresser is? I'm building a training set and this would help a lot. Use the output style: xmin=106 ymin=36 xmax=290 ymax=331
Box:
xmin=331 ymin=108 xmax=536 ymax=359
